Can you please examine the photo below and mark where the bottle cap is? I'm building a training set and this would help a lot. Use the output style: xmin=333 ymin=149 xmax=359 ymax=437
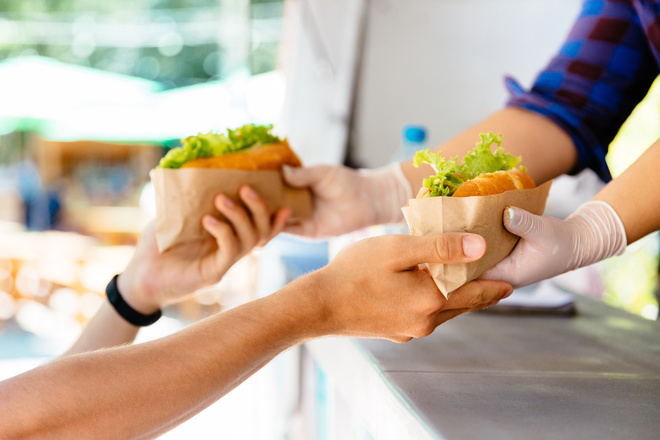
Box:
xmin=403 ymin=125 xmax=426 ymax=143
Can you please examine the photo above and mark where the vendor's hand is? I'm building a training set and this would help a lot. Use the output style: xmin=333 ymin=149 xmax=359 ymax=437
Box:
xmin=282 ymin=163 xmax=413 ymax=239
xmin=294 ymin=233 xmax=513 ymax=343
xmin=119 ymin=186 xmax=291 ymax=314
xmin=481 ymin=201 xmax=627 ymax=288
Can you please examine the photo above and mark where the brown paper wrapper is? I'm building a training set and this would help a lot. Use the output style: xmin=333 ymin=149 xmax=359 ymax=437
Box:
xmin=150 ymin=168 xmax=312 ymax=253
xmin=402 ymin=181 xmax=552 ymax=298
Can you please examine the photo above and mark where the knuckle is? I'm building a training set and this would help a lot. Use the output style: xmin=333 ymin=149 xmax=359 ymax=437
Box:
xmin=246 ymin=237 xmax=259 ymax=250
xmin=460 ymin=283 xmax=488 ymax=308
xmin=433 ymin=237 xmax=455 ymax=262
xmin=423 ymin=295 xmax=444 ymax=315
xmin=324 ymin=165 xmax=344 ymax=186
xmin=476 ymin=288 xmax=489 ymax=305
xmin=224 ymin=242 xmax=240 ymax=258
xmin=217 ymin=224 xmax=236 ymax=241
xmin=413 ymin=321 xmax=436 ymax=338
xmin=245 ymin=198 xmax=266 ymax=214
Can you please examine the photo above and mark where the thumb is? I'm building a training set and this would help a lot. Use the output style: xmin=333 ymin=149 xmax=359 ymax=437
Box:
xmin=503 ymin=206 xmax=548 ymax=238
xmin=282 ymin=164 xmax=330 ymax=188
xmin=392 ymin=233 xmax=486 ymax=269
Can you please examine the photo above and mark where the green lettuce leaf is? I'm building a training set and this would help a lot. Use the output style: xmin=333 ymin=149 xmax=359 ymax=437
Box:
xmin=157 ymin=124 xmax=281 ymax=169
xmin=412 ymin=132 xmax=522 ymax=197
xmin=413 ymin=149 xmax=463 ymax=197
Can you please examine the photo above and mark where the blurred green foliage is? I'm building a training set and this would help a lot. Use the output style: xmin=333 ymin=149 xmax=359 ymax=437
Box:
xmin=600 ymin=237 xmax=659 ymax=319
xmin=0 ymin=0 xmax=284 ymax=88
xmin=603 ymin=76 xmax=660 ymax=320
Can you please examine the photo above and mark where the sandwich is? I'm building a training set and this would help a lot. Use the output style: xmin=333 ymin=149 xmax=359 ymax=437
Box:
xmin=157 ymin=124 xmax=301 ymax=171
xmin=402 ymin=132 xmax=548 ymax=297
xmin=413 ymin=132 xmax=535 ymax=198
xmin=150 ymin=123 xmax=311 ymax=253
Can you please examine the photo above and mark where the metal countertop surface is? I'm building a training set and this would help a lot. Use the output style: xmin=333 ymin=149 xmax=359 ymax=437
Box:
xmin=354 ymin=294 xmax=660 ymax=439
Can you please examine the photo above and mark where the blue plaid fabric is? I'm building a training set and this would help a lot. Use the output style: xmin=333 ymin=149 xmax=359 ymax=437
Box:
xmin=507 ymin=0 xmax=660 ymax=182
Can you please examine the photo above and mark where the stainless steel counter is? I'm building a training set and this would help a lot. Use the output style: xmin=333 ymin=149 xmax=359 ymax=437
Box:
xmin=304 ymin=294 xmax=660 ymax=439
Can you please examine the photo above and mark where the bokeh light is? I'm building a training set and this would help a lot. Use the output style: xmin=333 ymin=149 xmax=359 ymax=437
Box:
xmin=48 ymin=288 xmax=82 ymax=317
xmin=0 ymin=290 xmax=16 ymax=320
xmin=15 ymin=265 xmax=51 ymax=298
xmin=16 ymin=299 xmax=81 ymax=340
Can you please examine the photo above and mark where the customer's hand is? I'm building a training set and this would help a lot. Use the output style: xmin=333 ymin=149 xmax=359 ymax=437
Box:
xmin=481 ymin=201 xmax=627 ymax=288
xmin=282 ymin=163 xmax=413 ymax=239
xmin=119 ymin=185 xmax=291 ymax=314
xmin=292 ymin=233 xmax=513 ymax=343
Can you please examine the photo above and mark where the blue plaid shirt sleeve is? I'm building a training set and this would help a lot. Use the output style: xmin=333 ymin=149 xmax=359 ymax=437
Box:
xmin=506 ymin=0 xmax=660 ymax=182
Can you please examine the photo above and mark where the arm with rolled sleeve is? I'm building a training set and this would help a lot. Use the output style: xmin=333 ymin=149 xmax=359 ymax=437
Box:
xmin=399 ymin=1 xmax=660 ymax=192
xmin=506 ymin=0 xmax=659 ymax=182
xmin=284 ymin=1 xmax=660 ymax=240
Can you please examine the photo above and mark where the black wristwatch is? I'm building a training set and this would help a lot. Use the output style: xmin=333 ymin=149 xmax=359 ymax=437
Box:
xmin=106 ymin=274 xmax=162 ymax=327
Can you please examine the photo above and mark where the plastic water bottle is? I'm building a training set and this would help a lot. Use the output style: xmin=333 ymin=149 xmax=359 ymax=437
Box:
xmin=380 ymin=124 xmax=427 ymax=235
xmin=391 ymin=124 xmax=427 ymax=163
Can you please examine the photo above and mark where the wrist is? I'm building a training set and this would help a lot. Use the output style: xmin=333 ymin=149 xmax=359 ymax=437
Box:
xmin=360 ymin=163 xmax=413 ymax=225
xmin=276 ymin=271 xmax=333 ymax=340
xmin=106 ymin=274 xmax=162 ymax=326
xmin=567 ymin=200 xmax=627 ymax=269
xmin=116 ymin=270 xmax=161 ymax=316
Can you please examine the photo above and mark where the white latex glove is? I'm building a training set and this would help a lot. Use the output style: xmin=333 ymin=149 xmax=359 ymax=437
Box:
xmin=282 ymin=163 xmax=413 ymax=239
xmin=481 ymin=200 xmax=627 ymax=288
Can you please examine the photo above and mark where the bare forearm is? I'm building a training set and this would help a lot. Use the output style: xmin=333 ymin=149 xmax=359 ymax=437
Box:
xmin=0 ymin=280 xmax=321 ymax=439
xmin=592 ymin=138 xmax=660 ymax=244
xmin=0 ymin=232 xmax=514 ymax=438
xmin=401 ymin=107 xmax=577 ymax=191
xmin=62 ymin=301 xmax=139 ymax=357
xmin=62 ymin=274 xmax=152 ymax=357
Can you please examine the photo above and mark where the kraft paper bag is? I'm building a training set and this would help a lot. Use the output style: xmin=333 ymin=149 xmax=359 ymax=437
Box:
xmin=150 ymin=168 xmax=312 ymax=253
xmin=401 ymin=181 xmax=552 ymax=298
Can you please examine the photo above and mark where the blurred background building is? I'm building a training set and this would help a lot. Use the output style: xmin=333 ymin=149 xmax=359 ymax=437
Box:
xmin=0 ymin=0 xmax=658 ymax=438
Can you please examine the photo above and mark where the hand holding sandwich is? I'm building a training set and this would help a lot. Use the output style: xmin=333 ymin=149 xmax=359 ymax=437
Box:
xmin=307 ymin=232 xmax=513 ymax=342
xmin=480 ymin=201 xmax=627 ymax=288
xmin=483 ymin=138 xmax=660 ymax=288
xmin=282 ymin=163 xmax=413 ymax=238
xmin=119 ymin=185 xmax=291 ymax=313
xmin=65 ymin=185 xmax=290 ymax=356
xmin=282 ymin=132 xmax=537 ymax=239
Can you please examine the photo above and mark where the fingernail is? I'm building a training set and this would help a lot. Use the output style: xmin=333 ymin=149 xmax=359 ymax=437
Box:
xmin=223 ymin=196 xmax=234 ymax=208
xmin=462 ymin=235 xmax=485 ymax=258
xmin=282 ymin=165 xmax=292 ymax=178
xmin=205 ymin=215 xmax=218 ymax=225
xmin=504 ymin=206 xmax=515 ymax=225
xmin=502 ymin=287 xmax=514 ymax=299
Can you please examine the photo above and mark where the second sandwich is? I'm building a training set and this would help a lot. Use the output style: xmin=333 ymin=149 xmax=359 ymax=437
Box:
xmin=151 ymin=124 xmax=311 ymax=252
xmin=413 ymin=132 xmax=536 ymax=199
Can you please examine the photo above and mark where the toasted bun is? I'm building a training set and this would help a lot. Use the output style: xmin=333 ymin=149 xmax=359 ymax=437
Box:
xmin=452 ymin=168 xmax=535 ymax=197
xmin=181 ymin=139 xmax=302 ymax=171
